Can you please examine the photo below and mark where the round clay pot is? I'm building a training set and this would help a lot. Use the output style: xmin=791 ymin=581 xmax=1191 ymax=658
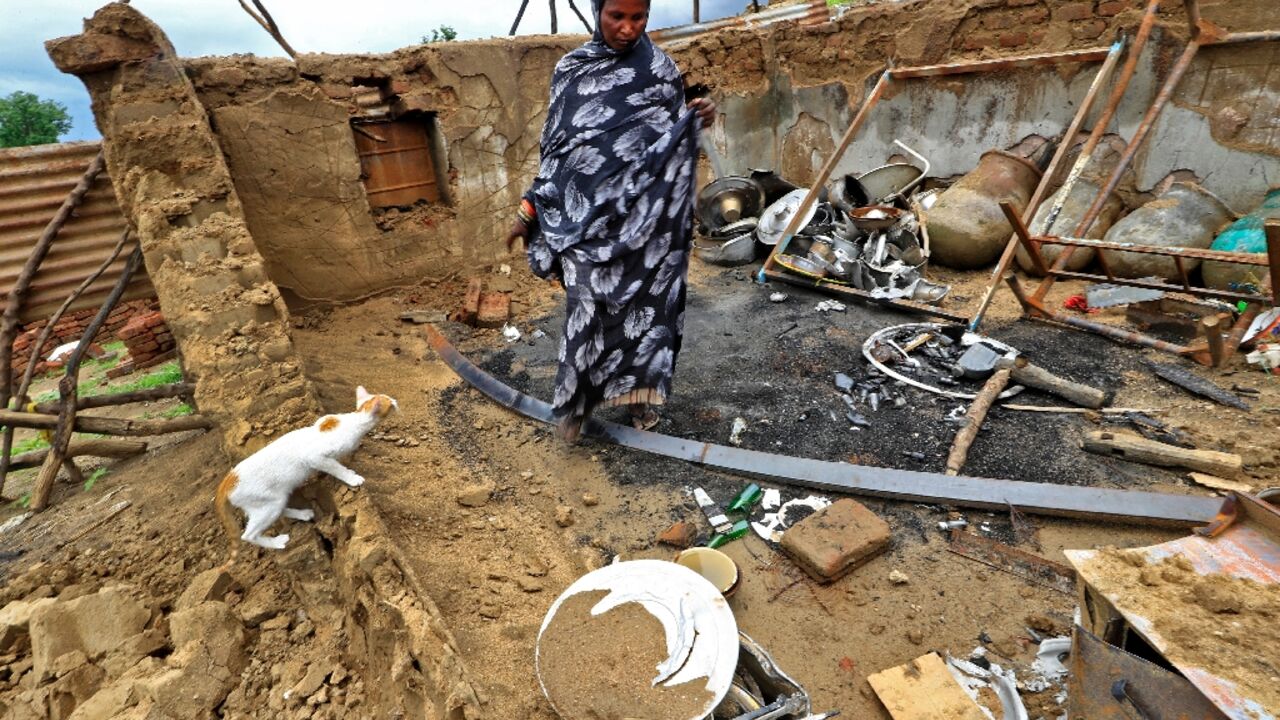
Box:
xmin=926 ymin=150 xmax=1042 ymax=270
xmin=1016 ymin=178 xmax=1124 ymax=275
xmin=1202 ymin=187 xmax=1280 ymax=291
xmin=1102 ymin=182 xmax=1234 ymax=280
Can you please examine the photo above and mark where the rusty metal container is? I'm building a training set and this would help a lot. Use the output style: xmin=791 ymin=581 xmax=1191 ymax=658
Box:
xmin=1102 ymin=182 xmax=1234 ymax=280
xmin=925 ymin=151 xmax=1041 ymax=270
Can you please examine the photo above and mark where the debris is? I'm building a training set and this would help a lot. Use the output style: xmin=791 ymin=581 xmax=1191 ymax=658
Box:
xmin=727 ymin=482 xmax=763 ymax=513
xmin=779 ymin=498 xmax=890 ymax=583
xmin=945 ymin=654 xmax=1030 ymax=720
xmin=1082 ymin=430 xmax=1243 ymax=477
xmin=1243 ymin=307 xmax=1280 ymax=343
xmin=814 ymin=299 xmax=846 ymax=313
xmin=176 ymin=568 xmax=240 ymax=610
xmin=1086 ymin=281 xmax=1165 ymax=309
xmin=501 ymin=324 xmax=522 ymax=342
xmin=1246 ymin=343 xmax=1280 ymax=374
xmin=945 ymin=367 xmax=1011 ymax=476
xmin=657 ymin=521 xmax=697 ymax=549
xmin=1146 ymin=360 xmax=1250 ymax=410
xmin=1008 ymin=356 xmax=1107 ymax=409
xmin=888 ymin=569 xmax=909 ymax=585
xmin=708 ymin=520 xmax=750 ymax=549
xmin=554 ymin=506 xmax=575 ymax=528
xmin=453 ymin=278 xmax=483 ymax=325
xmin=0 ymin=512 xmax=32 ymax=535
xmin=761 ymin=487 xmax=782 ymax=510
xmin=398 ymin=310 xmax=447 ymax=324
xmin=693 ymin=488 xmax=733 ymax=534
xmin=955 ymin=343 xmax=1003 ymax=380
xmin=674 ymin=547 xmax=739 ymax=595
xmin=0 ymin=598 xmax=55 ymax=652
xmin=938 ymin=519 xmax=967 ymax=531
xmin=581 ymin=492 xmax=600 ymax=507
xmin=455 ymin=480 xmax=495 ymax=508
xmin=834 ymin=372 xmax=854 ymax=393
xmin=29 ymin=586 xmax=149 ymax=682
xmin=769 ymin=292 xmax=787 ymax=303
xmin=476 ymin=292 xmax=511 ymax=328
xmin=728 ymin=417 xmax=747 ymax=445
xmin=868 ymin=652 xmax=987 ymax=720
xmin=752 ymin=494 xmax=831 ymax=542
xmin=1187 ymin=472 xmax=1255 ymax=494
xmin=948 ymin=530 xmax=1076 ymax=595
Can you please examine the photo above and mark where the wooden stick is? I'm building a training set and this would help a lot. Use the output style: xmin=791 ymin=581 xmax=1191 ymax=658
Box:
xmin=566 ymin=0 xmax=593 ymax=32
xmin=32 ymin=246 xmax=144 ymax=511
xmin=549 ymin=0 xmax=558 ymax=33
xmin=0 ymin=153 xmax=107 ymax=499
xmin=1000 ymin=405 xmax=1160 ymax=414
xmin=6 ymin=439 xmax=148 ymax=471
xmin=693 ymin=0 xmax=701 ymax=23
xmin=510 ymin=0 xmax=531 ymax=35
xmin=1201 ymin=314 xmax=1226 ymax=368
xmin=237 ymin=0 xmax=297 ymax=58
xmin=1082 ymin=430 xmax=1243 ymax=477
xmin=945 ymin=368 xmax=1011 ymax=476
xmin=0 ymin=409 xmax=211 ymax=437
xmin=1009 ymin=357 xmax=1108 ymax=409
xmin=31 ymin=383 xmax=195 ymax=415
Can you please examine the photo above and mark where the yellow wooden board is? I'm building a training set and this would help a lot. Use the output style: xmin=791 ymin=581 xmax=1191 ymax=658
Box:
xmin=868 ymin=652 xmax=988 ymax=720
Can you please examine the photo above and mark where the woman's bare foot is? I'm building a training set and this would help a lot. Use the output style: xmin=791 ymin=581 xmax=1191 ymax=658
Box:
xmin=629 ymin=403 xmax=660 ymax=431
xmin=554 ymin=414 xmax=584 ymax=444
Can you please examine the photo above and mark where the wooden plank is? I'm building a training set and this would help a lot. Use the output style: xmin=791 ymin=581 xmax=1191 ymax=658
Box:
xmin=1082 ymin=430 xmax=1243 ymax=477
xmin=1188 ymin=472 xmax=1255 ymax=494
xmin=868 ymin=652 xmax=987 ymax=720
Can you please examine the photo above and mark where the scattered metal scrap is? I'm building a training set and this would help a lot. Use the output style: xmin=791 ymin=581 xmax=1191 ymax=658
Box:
xmin=947 ymin=529 xmax=1076 ymax=595
xmin=427 ymin=325 xmax=1226 ymax=527
xmin=1145 ymin=360 xmax=1250 ymax=410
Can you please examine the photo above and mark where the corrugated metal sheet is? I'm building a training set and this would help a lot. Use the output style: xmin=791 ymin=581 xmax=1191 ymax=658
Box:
xmin=352 ymin=119 xmax=443 ymax=207
xmin=0 ymin=141 xmax=153 ymax=324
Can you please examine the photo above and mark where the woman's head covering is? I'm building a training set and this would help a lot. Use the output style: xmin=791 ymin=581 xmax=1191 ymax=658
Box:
xmin=590 ymin=0 xmax=652 ymax=50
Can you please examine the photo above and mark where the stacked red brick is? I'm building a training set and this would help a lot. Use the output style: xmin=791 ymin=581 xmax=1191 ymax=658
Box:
xmin=10 ymin=299 xmax=159 ymax=379
xmin=112 ymin=310 xmax=176 ymax=378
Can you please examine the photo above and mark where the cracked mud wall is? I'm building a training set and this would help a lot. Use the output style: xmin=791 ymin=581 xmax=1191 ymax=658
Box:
xmin=46 ymin=2 xmax=322 ymax=456
xmin=186 ymin=38 xmax=579 ymax=302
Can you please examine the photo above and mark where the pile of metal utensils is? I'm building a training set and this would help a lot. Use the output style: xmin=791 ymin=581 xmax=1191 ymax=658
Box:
xmin=713 ymin=634 xmax=838 ymax=720
xmin=861 ymin=322 xmax=1026 ymax=401
xmin=692 ymin=141 xmax=949 ymax=304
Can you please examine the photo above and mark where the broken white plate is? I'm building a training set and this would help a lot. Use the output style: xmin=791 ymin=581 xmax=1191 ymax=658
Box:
xmin=535 ymin=560 xmax=738 ymax=720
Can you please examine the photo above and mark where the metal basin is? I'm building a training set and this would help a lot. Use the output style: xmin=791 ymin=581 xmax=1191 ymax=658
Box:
xmin=857 ymin=163 xmax=924 ymax=203
xmin=697 ymin=177 xmax=765 ymax=231
xmin=693 ymin=234 xmax=756 ymax=266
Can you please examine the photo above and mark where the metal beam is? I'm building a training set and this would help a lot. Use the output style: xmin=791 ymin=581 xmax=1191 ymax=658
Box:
xmin=425 ymin=326 xmax=1225 ymax=528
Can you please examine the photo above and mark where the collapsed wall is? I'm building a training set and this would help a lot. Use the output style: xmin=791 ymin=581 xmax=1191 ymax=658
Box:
xmin=46 ymin=3 xmax=322 ymax=456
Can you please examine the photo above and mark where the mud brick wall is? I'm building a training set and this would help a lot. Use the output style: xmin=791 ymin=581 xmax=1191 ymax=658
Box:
xmin=47 ymin=2 xmax=322 ymax=456
xmin=10 ymin=298 xmax=158 ymax=381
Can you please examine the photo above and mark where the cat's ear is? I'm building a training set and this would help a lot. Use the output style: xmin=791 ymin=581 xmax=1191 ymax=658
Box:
xmin=356 ymin=386 xmax=372 ymax=408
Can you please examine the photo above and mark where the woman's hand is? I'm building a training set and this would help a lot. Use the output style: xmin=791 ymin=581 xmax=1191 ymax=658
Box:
xmin=688 ymin=97 xmax=717 ymax=129
xmin=506 ymin=219 xmax=529 ymax=254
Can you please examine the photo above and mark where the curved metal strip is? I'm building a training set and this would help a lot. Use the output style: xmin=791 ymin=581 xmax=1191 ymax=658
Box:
xmin=425 ymin=326 xmax=1223 ymax=527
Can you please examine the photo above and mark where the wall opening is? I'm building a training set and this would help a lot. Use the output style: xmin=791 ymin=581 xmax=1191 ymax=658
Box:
xmin=351 ymin=112 xmax=450 ymax=208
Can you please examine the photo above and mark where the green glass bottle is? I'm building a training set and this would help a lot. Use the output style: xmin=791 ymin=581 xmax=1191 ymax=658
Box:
xmin=727 ymin=483 xmax=763 ymax=514
xmin=708 ymin=519 xmax=751 ymax=549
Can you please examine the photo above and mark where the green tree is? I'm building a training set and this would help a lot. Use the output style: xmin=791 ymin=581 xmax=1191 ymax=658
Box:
xmin=0 ymin=92 xmax=72 ymax=148
xmin=423 ymin=25 xmax=458 ymax=43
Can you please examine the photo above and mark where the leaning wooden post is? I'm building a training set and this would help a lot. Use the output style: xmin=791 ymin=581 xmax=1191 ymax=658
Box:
xmin=0 ymin=228 xmax=128 ymax=498
xmin=693 ymin=0 xmax=701 ymax=23
xmin=31 ymin=246 xmax=144 ymax=511
xmin=549 ymin=0 xmax=559 ymax=33
xmin=0 ymin=151 xmax=106 ymax=499
xmin=945 ymin=368 xmax=1011 ymax=476
xmin=510 ymin=0 xmax=532 ymax=34
xmin=566 ymin=0 xmax=593 ymax=32
xmin=236 ymin=0 xmax=297 ymax=58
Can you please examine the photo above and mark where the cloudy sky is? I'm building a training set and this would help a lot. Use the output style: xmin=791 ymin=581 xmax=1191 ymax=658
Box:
xmin=3 ymin=0 xmax=756 ymax=142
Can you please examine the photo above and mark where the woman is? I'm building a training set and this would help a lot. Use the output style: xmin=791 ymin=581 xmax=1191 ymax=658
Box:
xmin=507 ymin=0 xmax=716 ymax=442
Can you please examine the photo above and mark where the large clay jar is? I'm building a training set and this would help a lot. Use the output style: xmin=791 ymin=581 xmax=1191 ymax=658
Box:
xmin=1202 ymin=187 xmax=1280 ymax=291
xmin=926 ymin=151 xmax=1042 ymax=269
xmin=1102 ymin=182 xmax=1234 ymax=280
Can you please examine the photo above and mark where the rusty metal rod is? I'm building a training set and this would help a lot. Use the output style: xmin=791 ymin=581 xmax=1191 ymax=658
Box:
xmin=1031 ymin=235 xmax=1272 ymax=265
xmin=969 ymin=39 xmax=1125 ymax=331
xmin=1214 ymin=30 xmax=1280 ymax=45
xmin=761 ymin=70 xmax=892 ymax=278
xmin=890 ymin=47 xmax=1114 ymax=79
xmin=1000 ymin=201 xmax=1049 ymax=276
xmin=1051 ymin=270 xmax=1266 ymax=305
xmin=1029 ymin=0 xmax=1164 ymax=303
xmin=1267 ymin=221 xmax=1280 ymax=306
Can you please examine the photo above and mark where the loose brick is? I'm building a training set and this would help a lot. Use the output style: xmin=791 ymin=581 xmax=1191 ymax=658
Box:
xmin=476 ymin=292 xmax=511 ymax=329
xmin=657 ymin=521 xmax=697 ymax=548
xmin=1073 ymin=18 xmax=1108 ymax=39
xmin=780 ymin=499 xmax=891 ymax=583
xmin=454 ymin=278 xmax=483 ymax=326
xmin=1053 ymin=1 xmax=1094 ymax=21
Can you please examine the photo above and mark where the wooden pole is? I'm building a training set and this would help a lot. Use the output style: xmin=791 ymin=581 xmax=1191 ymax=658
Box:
xmin=945 ymin=368 xmax=1011 ymax=476
xmin=0 ymin=409 xmax=211 ymax=437
xmin=1009 ymin=357 xmax=1108 ymax=409
xmin=0 ymin=229 xmax=129 ymax=498
xmin=30 ymin=383 xmax=195 ymax=415
xmin=550 ymin=0 xmax=559 ymax=34
xmin=510 ymin=0 xmax=532 ymax=34
xmin=31 ymin=246 xmax=144 ymax=511
xmin=566 ymin=0 xmax=594 ymax=33
xmin=1201 ymin=315 xmax=1226 ymax=368
xmin=5 ymin=439 xmax=147 ymax=471
xmin=693 ymin=0 xmax=701 ymax=23
xmin=237 ymin=0 xmax=297 ymax=58
xmin=0 ymin=152 xmax=107 ymax=499
xmin=1082 ymin=431 xmax=1243 ymax=477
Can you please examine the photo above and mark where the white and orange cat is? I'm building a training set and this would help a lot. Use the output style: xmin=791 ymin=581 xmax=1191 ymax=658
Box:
xmin=215 ymin=386 xmax=397 ymax=558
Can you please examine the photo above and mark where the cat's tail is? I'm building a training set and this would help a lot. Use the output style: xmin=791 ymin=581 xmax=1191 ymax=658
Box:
xmin=214 ymin=471 xmax=241 ymax=565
